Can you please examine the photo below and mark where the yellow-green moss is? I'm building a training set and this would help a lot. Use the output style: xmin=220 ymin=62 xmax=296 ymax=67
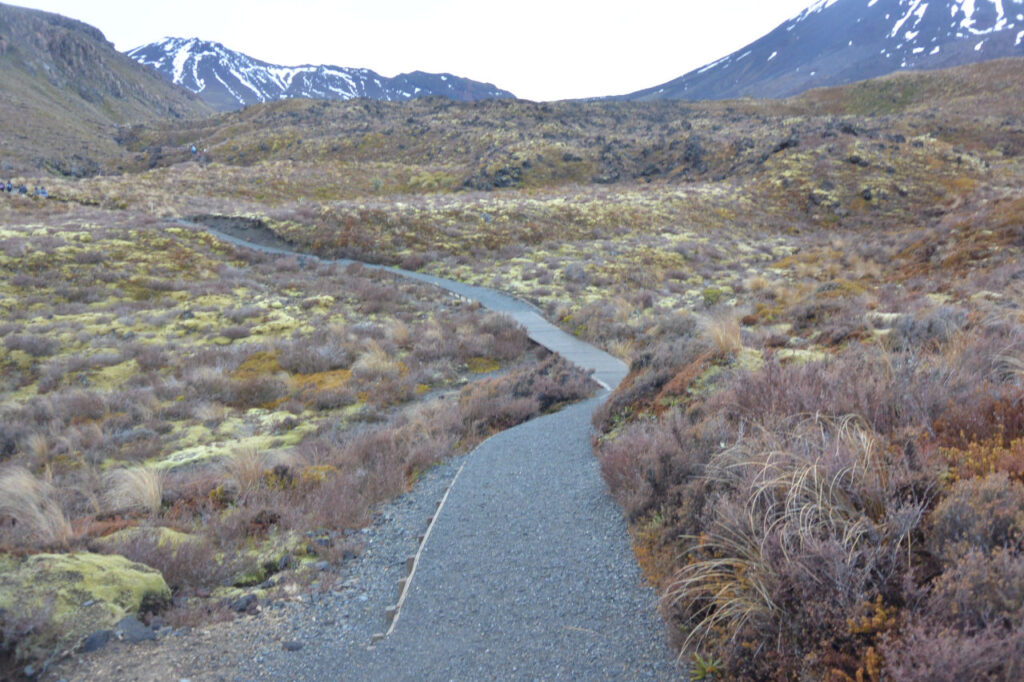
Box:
xmin=465 ymin=357 xmax=501 ymax=374
xmin=0 ymin=552 xmax=170 ymax=660
xmin=93 ymin=526 xmax=196 ymax=551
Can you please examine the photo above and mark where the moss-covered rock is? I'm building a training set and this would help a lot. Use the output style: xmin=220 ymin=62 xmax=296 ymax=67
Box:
xmin=0 ymin=552 xmax=170 ymax=661
xmin=92 ymin=525 xmax=197 ymax=552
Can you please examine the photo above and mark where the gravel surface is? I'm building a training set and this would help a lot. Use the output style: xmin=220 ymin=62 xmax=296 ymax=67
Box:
xmin=47 ymin=223 xmax=679 ymax=680
xmin=228 ymin=398 xmax=678 ymax=681
xmin=362 ymin=395 xmax=677 ymax=680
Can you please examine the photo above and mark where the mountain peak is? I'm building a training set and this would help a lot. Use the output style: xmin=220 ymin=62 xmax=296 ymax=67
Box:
xmin=128 ymin=39 xmax=515 ymax=111
xmin=623 ymin=0 xmax=1024 ymax=101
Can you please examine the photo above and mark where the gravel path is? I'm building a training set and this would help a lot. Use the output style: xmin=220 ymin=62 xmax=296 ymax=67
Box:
xmin=160 ymin=221 xmax=678 ymax=679
xmin=358 ymin=395 xmax=676 ymax=680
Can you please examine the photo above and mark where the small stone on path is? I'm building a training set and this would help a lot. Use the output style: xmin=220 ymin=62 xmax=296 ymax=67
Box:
xmin=115 ymin=616 xmax=155 ymax=644
xmin=230 ymin=594 xmax=258 ymax=613
xmin=80 ymin=629 xmax=113 ymax=653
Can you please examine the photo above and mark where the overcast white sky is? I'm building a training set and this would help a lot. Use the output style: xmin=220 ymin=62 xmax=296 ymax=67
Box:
xmin=11 ymin=0 xmax=816 ymax=100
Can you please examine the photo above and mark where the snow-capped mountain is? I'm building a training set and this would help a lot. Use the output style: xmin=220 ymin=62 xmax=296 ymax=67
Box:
xmin=127 ymin=38 xmax=515 ymax=111
xmin=623 ymin=0 xmax=1024 ymax=101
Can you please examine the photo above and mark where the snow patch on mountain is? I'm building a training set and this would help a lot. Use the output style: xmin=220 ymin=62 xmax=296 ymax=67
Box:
xmin=621 ymin=0 xmax=1023 ymax=102
xmin=775 ymin=0 xmax=1021 ymax=72
xmin=128 ymin=38 xmax=514 ymax=111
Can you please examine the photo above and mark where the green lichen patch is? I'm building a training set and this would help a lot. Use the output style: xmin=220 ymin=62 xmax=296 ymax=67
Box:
xmin=0 ymin=552 xmax=170 ymax=660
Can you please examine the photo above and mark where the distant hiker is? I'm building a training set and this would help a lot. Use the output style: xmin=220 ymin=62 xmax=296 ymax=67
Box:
xmin=17 ymin=184 xmax=27 ymax=195
xmin=4 ymin=181 xmax=11 ymax=192
xmin=38 ymin=186 xmax=48 ymax=198
xmin=190 ymin=144 xmax=197 ymax=155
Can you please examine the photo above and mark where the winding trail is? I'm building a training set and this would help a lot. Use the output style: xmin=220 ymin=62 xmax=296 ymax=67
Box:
xmin=197 ymin=221 xmax=677 ymax=679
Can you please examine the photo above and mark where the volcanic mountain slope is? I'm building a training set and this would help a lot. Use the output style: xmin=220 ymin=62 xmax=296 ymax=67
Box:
xmin=0 ymin=3 xmax=210 ymax=175
xmin=128 ymin=38 xmax=516 ymax=111
xmin=623 ymin=0 xmax=1024 ymax=101
xmin=99 ymin=55 xmax=1024 ymax=194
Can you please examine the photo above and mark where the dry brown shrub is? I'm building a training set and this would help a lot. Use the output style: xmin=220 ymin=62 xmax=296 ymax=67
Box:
xmin=227 ymin=374 xmax=289 ymax=408
xmin=103 ymin=528 xmax=243 ymax=595
xmin=3 ymin=334 xmax=60 ymax=357
xmin=927 ymin=473 xmax=1024 ymax=563
xmin=411 ymin=323 xmax=457 ymax=362
xmin=592 ymin=335 xmax=713 ymax=433
xmin=924 ymin=548 xmax=1024 ymax=632
xmin=219 ymin=324 xmax=252 ymax=340
xmin=597 ymin=412 xmax=708 ymax=522
xmin=882 ymin=619 xmax=1024 ymax=681
xmin=277 ymin=326 xmax=353 ymax=373
xmin=459 ymin=353 xmax=594 ymax=437
xmin=50 ymin=389 xmax=107 ymax=422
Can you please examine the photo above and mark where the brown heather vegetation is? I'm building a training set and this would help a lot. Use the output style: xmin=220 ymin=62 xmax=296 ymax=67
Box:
xmin=0 ymin=199 xmax=594 ymax=668
xmin=2 ymin=56 xmax=1023 ymax=678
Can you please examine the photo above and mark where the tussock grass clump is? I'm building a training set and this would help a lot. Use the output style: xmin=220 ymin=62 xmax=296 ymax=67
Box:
xmin=351 ymin=339 xmax=405 ymax=381
xmin=703 ymin=313 xmax=741 ymax=356
xmin=667 ymin=416 xmax=923 ymax=676
xmin=103 ymin=467 xmax=165 ymax=515
xmin=221 ymin=448 xmax=269 ymax=503
xmin=0 ymin=467 xmax=72 ymax=547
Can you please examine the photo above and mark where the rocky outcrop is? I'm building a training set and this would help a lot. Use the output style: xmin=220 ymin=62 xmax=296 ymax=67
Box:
xmin=0 ymin=552 xmax=170 ymax=662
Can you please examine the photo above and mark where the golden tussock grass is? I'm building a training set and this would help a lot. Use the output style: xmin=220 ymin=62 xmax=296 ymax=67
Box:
xmin=103 ymin=467 xmax=165 ymax=515
xmin=609 ymin=338 xmax=636 ymax=361
xmin=387 ymin=319 xmax=412 ymax=349
xmin=0 ymin=466 xmax=73 ymax=546
xmin=703 ymin=313 xmax=742 ymax=356
xmin=221 ymin=447 xmax=268 ymax=501
xmin=352 ymin=339 xmax=405 ymax=381
xmin=741 ymin=274 xmax=770 ymax=293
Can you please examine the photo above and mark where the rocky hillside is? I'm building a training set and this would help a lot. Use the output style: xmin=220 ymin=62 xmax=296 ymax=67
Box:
xmin=0 ymin=3 xmax=210 ymax=175
xmin=623 ymin=0 xmax=1024 ymax=101
xmin=128 ymin=38 xmax=515 ymax=111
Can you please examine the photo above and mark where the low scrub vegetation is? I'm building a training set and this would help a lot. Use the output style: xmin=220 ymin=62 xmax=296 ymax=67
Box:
xmin=3 ymin=56 xmax=1023 ymax=678
xmin=595 ymin=303 xmax=1024 ymax=679
xmin=0 ymin=202 xmax=593 ymax=670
